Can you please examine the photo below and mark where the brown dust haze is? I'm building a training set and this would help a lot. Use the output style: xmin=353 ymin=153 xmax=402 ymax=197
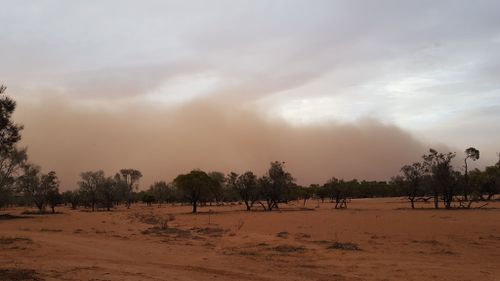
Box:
xmin=14 ymin=96 xmax=430 ymax=190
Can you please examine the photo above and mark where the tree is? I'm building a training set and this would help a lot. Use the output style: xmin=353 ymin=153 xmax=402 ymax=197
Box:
xmin=0 ymin=85 xmax=26 ymax=208
xmin=325 ymin=177 xmax=349 ymax=209
xmin=17 ymin=164 xmax=59 ymax=213
xmin=422 ymin=149 xmax=457 ymax=209
xmin=174 ymin=170 xmax=211 ymax=213
xmin=62 ymin=190 xmax=80 ymax=209
xmin=141 ymin=192 xmax=155 ymax=206
xmin=117 ymin=169 xmax=142 ymax=208
xmin=482 ymin=164 xmax=500 ymax=200
xmin=261 ymin=161 xmax=294 ymax=211
xmin=78 ymin=170 xmax=105 ymax=212
xmin=0 ymin=85 xmax=23 ymax=155
xmin=463 ymin=147 xmax=480 ymax=201
xmin=45 ymin=172 xmax=61 ymax=214
xmin=227 ymin=171 xmax=260 ymax=211
xmin=399 ymin=162 xmax=426 ymax=208
xmin=97 ymin=177 xmax=117 ymax=211
xmin=208 ymin=171 xmax=225 ymax=205
xmin=300 ymin=184 xmax=316 ymax=206
xmin=148 ymin=181 xmax=174 ymax=206
xmin=0 ymin=148 xmax=27 ymax=208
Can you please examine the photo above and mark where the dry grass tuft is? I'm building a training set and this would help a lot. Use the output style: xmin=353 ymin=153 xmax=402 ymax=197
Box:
xmin=272 ymin=244 xmax=306 ymax=253
xmin=327 ymin=242 xmax=361 ymax=251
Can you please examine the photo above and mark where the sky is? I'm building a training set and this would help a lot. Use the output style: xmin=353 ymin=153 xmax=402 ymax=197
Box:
xmin=1 ymin=0 xmax=499 ymax=189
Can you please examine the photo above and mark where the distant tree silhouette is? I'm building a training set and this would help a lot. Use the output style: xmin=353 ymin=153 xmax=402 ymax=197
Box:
xmin=62 ymin=190 xmax=80 ymax=209
xmin=227 ymin=171 xmax=260 ymax=211
xmin=174 ymin=170 xmax=212 ymax=213
xmin=399 ymin=162 xmax=426 ymax=208
xmin=463 ymin=147 xmax=480 ymax=201
xmin=141 ymin=192 xmax=155 ymax=206
xmin=325 ymin=177 xmax=349 ymax=209
xmin=78 ymin=171 xmax=105 ymax=212
xmin=208 ymin=171 xmax=225 ymax=205
xmin=261 ymin=161 xmax=294 ymax=211
xmin=97 ymin=177 xmax=118 ymax=211
xmin=148 ymin=181 xmax=174 ymax=206
xmin=482 ymin=163 xmax=500 ymax=200
xmin=117 ymin=169 xmax=142 ymax=208
xmin=17 ymin=164 xmax=59 ymax=213
xmin=300 ymin=184 xmax=316 ymax=206
xmin=422 ymin=149 xmax=457 ymax=209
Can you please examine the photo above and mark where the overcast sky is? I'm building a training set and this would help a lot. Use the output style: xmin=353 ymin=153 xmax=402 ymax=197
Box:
xmin=1 ymin=1 xmax=499 ymax=188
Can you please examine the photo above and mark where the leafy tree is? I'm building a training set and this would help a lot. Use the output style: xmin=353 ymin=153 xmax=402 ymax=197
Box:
xmin=148 ymin=181 xmax=175 ymax=206
xmin=0 ymin=85 xmax=26 ymax=208
xmin=325 ymin=177 xmax=349 ymax=209
xmin=17 ymin=164 xmax=59 ymax=213
xmin=423 ymin=149 xmax=457 ymax=209
xmin=0 ymin=85 xmax=23 ymax=155
xmin=78 ymin=170 xmax=105 ymax=212
xmin=174 ymin=170 xmax=212 ymax=213
xmin=300 ymin=184 xmax=316 ymax=206
xmin=46 ymin=176 xmax=61 ymax=214
xmin=261 ymin=161 xmax=294 ymax=211
xmin=227 ymin=171 xmax=260 ymax=211
xmin=141 ymin=192 xmax=155 ymax=206
xmin=482 ymin=164 xmax=500 ymax=200
xmin=208 ymin=171 xmax=225 ymax=205
xmin=61 ymin=190 xmax=80 ymax=209
xmin=117 ymin=169 xmax=142 ymax=208
xmin=399 ymin=162 xmax=426 ymax=208
xmin=315 ymin=185 xmax=329 ymax=203
xmin=97 ymin=177 xmax=118 ymax=211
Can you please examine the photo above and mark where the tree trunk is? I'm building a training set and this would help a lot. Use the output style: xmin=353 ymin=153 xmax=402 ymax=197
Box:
xmin=192 ymin=201 xmax=197 ymax=213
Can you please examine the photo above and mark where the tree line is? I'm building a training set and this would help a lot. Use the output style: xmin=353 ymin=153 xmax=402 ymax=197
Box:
xmin=393 ymin=148 xmax=500 ymax=209
xmin=0 ymin=85 xmax=499 ymax=213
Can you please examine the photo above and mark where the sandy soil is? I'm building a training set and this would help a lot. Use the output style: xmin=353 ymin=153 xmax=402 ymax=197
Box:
xmin=1 ymin=198 xmax=499 ymax=281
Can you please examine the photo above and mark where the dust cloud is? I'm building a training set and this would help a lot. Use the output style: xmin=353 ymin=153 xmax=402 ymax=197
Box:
xmin=14 ymin=96 xmax=428 ymax=189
